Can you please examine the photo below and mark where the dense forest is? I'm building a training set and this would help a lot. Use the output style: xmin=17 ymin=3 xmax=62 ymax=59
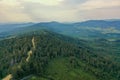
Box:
xmin=0 ymin=30 xmax=120 ymax=80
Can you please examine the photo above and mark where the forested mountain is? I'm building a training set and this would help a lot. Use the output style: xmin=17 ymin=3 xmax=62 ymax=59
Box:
xmin=0 ymin=30 xmax=120 ymax=80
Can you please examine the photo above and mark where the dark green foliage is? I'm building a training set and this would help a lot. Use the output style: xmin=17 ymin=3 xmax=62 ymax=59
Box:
xmin=0 ymin=30 xmax=120 ymax=80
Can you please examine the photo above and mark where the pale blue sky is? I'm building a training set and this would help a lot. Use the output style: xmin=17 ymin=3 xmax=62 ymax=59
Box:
xmin=0 ymin=0 xmax=120 ymax=22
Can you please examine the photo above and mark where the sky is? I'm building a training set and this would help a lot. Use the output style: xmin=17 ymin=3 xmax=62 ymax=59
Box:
xmin=0 ymin=0 xmax=120 ymax=23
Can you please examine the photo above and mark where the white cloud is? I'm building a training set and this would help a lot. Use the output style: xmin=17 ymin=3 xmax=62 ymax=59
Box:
xmin=25 ymin=0 xmax=64 ymax=6
xmin=0 ymin=0 xmax=20 ymax=6
xmin=0 ymin=0 xmax=120 ymax=22
xmin=0 ymin=0 xmax=32 ymax=22
xmin=79 ymin=0 xmax=120 ymax=10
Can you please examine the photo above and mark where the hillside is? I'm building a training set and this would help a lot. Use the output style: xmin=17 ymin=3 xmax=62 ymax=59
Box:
xmin=0 ymin=30 xmax=120 ymax=80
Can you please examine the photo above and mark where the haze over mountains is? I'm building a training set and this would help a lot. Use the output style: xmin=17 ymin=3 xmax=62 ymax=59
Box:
xmin=0 ymin=20 xmax=120 ymax=40
xmin=0 ymin=23 xmax=34 ymax=33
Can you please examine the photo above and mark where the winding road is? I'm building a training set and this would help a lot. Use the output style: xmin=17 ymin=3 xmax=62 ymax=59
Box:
xmin=3 ymin=37 xmax=36 ymax=80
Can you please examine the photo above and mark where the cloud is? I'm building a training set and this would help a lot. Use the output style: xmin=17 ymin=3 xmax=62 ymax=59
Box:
xmin=25 ymin=0 xmax=64 ymax=6
xmin=0 ymin=0 xmax=33 ymax=22
xmin=19 ymin=2 xmax=77 ymax=22
xmin=0 ymin=0 xmax=19 ymax=6
xmin=76 ymin=7 xmax=120 ymax=21
xmin=0 ymin=0 xmax=120 ymax=22
xmin=79 ymin=0 xmax=120 ymax=10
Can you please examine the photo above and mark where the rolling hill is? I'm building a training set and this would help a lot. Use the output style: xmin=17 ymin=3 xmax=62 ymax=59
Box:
xmin=0 ymin=30 xmax=120 ymax=80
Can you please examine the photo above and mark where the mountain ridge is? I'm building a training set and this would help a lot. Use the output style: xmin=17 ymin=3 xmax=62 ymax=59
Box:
xmin=0 ymin=30 xmax=120 ymax=80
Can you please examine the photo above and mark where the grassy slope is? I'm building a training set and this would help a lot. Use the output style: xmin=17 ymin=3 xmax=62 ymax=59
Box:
xmin=29 ymin=58 xmax=97 ymax=80
xmin=46 ymin=58 xmax=97 ymax=80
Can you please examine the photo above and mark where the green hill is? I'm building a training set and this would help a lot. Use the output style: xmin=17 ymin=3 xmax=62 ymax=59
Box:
xmin=0 ymin=30 xmax=120 ymax=80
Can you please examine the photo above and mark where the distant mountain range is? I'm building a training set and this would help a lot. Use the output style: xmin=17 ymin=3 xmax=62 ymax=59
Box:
xmin=0 ymin=20 xmax=120 ymax=40
xmin=74 ymin=20 xmax=120 ymax=29
xmin=0 ymin=22 xmax=34 ymax=33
